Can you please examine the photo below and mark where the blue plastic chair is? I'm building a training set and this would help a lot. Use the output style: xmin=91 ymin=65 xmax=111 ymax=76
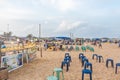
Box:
xmin=61 ymin=56 xmax=71 ymax=72
xmin=84 ymin=62 xmax=92 ymax=71
xmin=115 ymin=63 xmax=120 ymax=74
xmin=79 ymin=53 xmax=84 ymax=59
xmin=82 ymin=69 xmax=92 ymax=80
xmin=82 ymin=58 xmax=89 ymax=67
xmin=80 ymin=56 xmax=86 ymax=61
xmin=65 ymin=53 xmax=69 ymax=57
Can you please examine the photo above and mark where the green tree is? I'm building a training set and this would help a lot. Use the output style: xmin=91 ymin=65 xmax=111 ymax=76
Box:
xmin=26 ymin=34 xmax=33 ymax=40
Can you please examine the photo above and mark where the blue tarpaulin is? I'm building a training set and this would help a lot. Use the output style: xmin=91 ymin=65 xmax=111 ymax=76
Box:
xmin=55 ymin=37 xmax=71 ymax=40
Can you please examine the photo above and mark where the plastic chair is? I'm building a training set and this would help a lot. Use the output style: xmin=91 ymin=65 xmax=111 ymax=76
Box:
xmin=115 ymin=63 xmax=120 ymax=74
xmin=97 ymin=55 xmax=104 ymax=63
xmin=80 ymin=56 xmax=86 ymax=61
xmin=47 ymin=76 xmax=58 ymax=80
xmin=81 ymin=46 xmax=86 ymax=52
xmin=82 ymin=58 xmax=89 ymax=67
xmin=106 ymin=58 xmax=114 ymax=68
xmin=92 ymin=54 xmax=98 ymax=60
xmin=65 ymin=46 xmax=68 ymax=50
xmin=65 ymin=53 xmax=69 ymax=57
xmin=90 ymin=47 xmax=94 ymax=52
xmin=53 ymin=68 xmax=64 ymax=80
xmin=61 ymin=48 xmax=65 ymax=51
xmin=82 ymin=69 xmax=92 ymax=80
xmin=68 ymin=46 xmax=74 ymax=51
xmin=75 ymin=46 xmax=80 ymax=51
xmin=84 ymin=62 xmax=92 ymax=71
xmin=64 ymin=56 xmax=72 ymax=63
xmin=61 ymin=56 xmax=71 ymax=72
xmin=79 ymin=53 xmax=84 ymax=59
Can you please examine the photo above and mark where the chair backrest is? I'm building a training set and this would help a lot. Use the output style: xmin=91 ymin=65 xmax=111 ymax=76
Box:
xmin=65 ymin=53 xmax=69 ymax=56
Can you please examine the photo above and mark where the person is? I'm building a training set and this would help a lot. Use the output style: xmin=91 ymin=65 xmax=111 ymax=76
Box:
xmin=44 ymin=43 xmax=48 ymax=51
xmin=60 ymin=44 xmax=62 ymax=50
xmin=99 ymin=42 xmax=102 ymax=48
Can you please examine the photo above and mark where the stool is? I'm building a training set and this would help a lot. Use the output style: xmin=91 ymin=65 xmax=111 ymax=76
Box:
xmin=115 ymin=63 xmax=120 ymax=74
xmin=97 ymin=55 xmax=104 ymax=63
xmin=53 ymin=68 xmax=64 ymax=80
xmin=84 ymin=62 xmax=92 ymax=71
xmin=92 ymin=54 xmax=98 ymax=60
xmin=106 ymin=59 xmax=114 ymax=68
xmin=82 ymin=69 xmax=92 ymax=80
xmin=79 ymin=53 xmax=84 ymax=59
xmin=82 ymin=58 xmax=89 ymax=67
xmin=47 ymin=76 xmax=58 ymax=80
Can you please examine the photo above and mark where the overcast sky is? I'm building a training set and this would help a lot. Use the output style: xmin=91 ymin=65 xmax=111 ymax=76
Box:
xmin=0 ymin=0 xmax=120 ymax=38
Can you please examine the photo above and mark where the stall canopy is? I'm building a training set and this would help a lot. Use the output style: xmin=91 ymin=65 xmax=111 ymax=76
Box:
xmin=55 ymin=37 xmax=71 ymax=40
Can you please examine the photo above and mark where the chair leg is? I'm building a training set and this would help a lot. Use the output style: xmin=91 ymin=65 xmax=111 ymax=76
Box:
xmin=115 ymin=66 xmax=117 ymax=74
xmin=82 ymin=61 xmax=83 ymax=67
xmin=91 ymin=65 xmax=92 ymax=72
xmin=106 ymin=61 xmax=108 ymax=67
xmin=82 ymin=73 xmax=84 ymax=80
xmin=61 ymin=62 xmax=64 ymax=69
xmin=66 ymin=63 xmax=69 ymax=72
xmin=90 ymin=73 xmax=92 ymax=80
xmin=111 ymin=61 xmax=114 ymax=68
xmin=100 ymin=58 xmax=101 ymax=63
xmin=92 ymin=55 xmax=94 ymax=59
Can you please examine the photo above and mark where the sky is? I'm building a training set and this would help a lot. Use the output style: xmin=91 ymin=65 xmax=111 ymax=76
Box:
xmin=0 ymin=0 xmax=120 ymax=38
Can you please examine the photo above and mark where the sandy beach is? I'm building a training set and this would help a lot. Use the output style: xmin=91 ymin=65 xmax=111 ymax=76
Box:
xmin=8 ymin=43 xmax=120 ymax=80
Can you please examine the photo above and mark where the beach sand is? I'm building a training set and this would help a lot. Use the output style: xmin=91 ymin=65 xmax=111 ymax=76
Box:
xmin=8 ymin=43 xmax=120 ymax=80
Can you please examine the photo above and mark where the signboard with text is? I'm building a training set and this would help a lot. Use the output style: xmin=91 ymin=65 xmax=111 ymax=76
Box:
xmin=1 ymin=53 xmax=23 ymax=72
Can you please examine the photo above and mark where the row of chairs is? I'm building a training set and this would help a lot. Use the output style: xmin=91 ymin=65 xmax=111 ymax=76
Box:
xmin=47 ymin=53 xmax=72 ymax=80
xmin=79 ymin=53 xmax=92 ymax=80
xmin=61 ymin=45 xmax=94 ymax=52
xmin=92 ymin=54 xmax=120 ymax=74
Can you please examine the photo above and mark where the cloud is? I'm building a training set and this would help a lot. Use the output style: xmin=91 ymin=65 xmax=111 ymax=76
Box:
xmin=31 ymin=0 xmax=77 ymax=12
xmin=57 ymin=0 xmax=77 ymax=12
xmin=56 ymin=20 xmax=84 ymax=32
xmin=0 ymin=8 xmax=34 ymax=20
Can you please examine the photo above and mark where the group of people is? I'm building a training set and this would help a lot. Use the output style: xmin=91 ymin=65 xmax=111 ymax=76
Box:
xmin=92 ymin=41 xmax=102 ymax=48
xmin=44 ymin=42 xmax=60 ymax=51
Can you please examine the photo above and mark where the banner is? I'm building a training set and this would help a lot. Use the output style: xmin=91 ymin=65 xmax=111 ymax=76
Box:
xmin=1 ymin=53 xmax=23 ymax=72
xmin=26 ymin=48 xmax=37 ymax=63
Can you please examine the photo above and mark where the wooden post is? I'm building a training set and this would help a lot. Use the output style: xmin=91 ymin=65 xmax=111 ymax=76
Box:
xmin=39 ymin=24 xmax=42 ymax=57
xmin=0 ymin=42 xmax=1 ymax=67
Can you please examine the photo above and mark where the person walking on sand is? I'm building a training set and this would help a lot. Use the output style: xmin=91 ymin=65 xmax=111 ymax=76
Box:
xmin=99 ymin=42 xmax=102 ymax=48
xmin=44 ymin=43 xmax=48 ymax=51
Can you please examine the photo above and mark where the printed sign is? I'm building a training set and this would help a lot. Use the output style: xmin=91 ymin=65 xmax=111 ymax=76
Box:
xmin=1 ymin=53 xmax=23 ymax=72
